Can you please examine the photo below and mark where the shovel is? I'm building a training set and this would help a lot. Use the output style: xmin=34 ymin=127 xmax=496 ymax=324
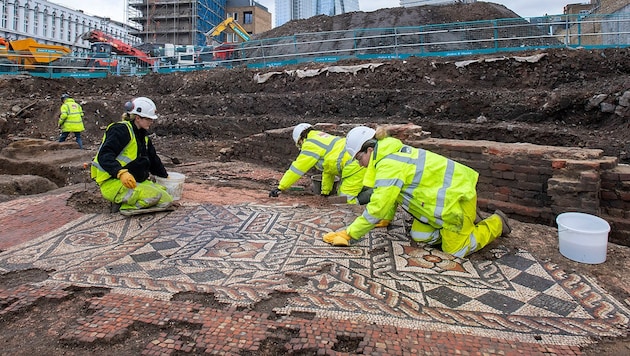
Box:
xmin=159 ymin=152 xmax=181 ymax=165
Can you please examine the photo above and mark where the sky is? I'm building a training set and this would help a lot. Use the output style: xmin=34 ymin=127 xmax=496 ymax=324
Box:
xmin=50 ymin=0 xmax=570 ymax=26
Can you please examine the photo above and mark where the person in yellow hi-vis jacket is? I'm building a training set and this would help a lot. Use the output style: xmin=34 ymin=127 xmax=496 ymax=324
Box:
xmin=269 ymin=123 xmax=371 ymax=205
xmin=322 ymin=125 xmax=512 ymax=258
xmin=91 ymin=97 xmax=173 ymax=215
xmin=58 ymin=93 xmax=85 ymax=149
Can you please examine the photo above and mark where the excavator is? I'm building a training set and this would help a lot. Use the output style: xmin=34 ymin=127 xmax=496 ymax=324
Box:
xmin=81 ymin=30 xmax=157 ymax=67
xmin=204 ymin=17 xmax=251 ymax=61
xmin=0 ymin=37 xmax=71 ymax=71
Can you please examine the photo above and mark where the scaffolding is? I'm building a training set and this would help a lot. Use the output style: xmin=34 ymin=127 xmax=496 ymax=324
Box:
xmin=127 ymin=0 xmax=226 ymax=46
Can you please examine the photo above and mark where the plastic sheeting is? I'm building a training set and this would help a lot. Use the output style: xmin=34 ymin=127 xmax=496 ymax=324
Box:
xmin=254 ymin=63 xmax=386 ymax=83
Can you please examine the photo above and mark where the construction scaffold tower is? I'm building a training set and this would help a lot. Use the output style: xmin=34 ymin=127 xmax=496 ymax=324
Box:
xmin=127 ymin=0 xmax=226 ymax=46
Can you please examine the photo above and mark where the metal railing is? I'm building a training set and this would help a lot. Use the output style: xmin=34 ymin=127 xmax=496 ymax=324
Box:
xmin=1 ymin=12 xmax=628 ymax=78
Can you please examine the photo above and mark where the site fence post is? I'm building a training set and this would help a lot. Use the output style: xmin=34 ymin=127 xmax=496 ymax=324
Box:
xmin=493 ymin=20 xmax=499 ymax=51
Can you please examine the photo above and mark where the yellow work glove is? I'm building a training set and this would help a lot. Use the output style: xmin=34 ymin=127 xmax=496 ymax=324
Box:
xmin=117 ymin=169 xmax=137 ymax=189
xmin=322 ymin=230 xmax=352 ymax=247
xmin=374 ymin=220 xmax=391 ymax=228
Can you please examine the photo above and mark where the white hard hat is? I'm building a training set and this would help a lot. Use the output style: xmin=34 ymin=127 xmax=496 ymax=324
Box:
xmin=292 ymin=123 xmax=312 ymax=144
xmin=126 ymin=97 xmax=158 ymax=119
xmin=345 ymin=126 xmax=376 ymax=158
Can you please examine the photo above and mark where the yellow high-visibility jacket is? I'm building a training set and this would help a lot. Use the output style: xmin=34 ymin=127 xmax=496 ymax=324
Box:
xmin=58 ymin=98 xmax=84 ymax=132
xmin=278 ymin=130 xmax=351 ymax=195
xmin=91 ymin=120 xmax=144 ymax=184
xmin=347 ymin=136 xmax=479 ymax=238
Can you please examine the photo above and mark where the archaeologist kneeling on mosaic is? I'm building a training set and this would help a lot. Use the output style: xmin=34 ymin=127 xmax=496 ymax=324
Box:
xmin=90 ymin=97 xmax=174 ymax=214
xmin=323 ymin=125 xmax=512 ymax=258
xmin=269 ymin=123 xmax=371 ymax=204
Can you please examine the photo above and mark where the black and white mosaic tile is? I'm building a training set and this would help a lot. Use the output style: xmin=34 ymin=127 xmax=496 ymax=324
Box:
xmin=0 ymin=202 xmax=627 ymax=345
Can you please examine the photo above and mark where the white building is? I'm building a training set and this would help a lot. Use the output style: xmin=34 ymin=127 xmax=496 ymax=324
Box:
xmin=275 ymin=0 xmax=359 ymax=28
xmin=400 ymin=0 xmax=476 ymax=7
xmin=0 ymin=0 xmax=137 ymax=52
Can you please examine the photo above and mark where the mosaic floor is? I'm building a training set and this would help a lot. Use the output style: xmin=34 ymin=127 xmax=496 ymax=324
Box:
xmin=0 ymin=202 xmax=628 ymax=346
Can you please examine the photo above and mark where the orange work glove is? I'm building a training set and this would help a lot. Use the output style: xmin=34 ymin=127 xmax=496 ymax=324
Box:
xmin=322 ymin=230 xmax=352 ymax=247
xmin=117 ymin=169 xmax=137 ymax=189
xmin=374 ymin=220 xmax=390 ymax=228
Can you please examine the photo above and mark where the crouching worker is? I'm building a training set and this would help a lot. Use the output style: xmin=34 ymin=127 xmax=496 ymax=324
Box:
xmin=323 ymin=126 xmax=511 ymax=258
xmin=91 ymin=97 xmax=173 ymax=215
xmin=269 ymin=123 xmax=371 ymax=205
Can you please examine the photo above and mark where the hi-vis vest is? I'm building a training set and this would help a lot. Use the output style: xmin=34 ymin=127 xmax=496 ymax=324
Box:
xmin=91 ymin=120 xmax=147 ymax=184
xmin=59 ymin=99 xmax=84 ymax=132
xmin=278 ymin=130 xmax=350 ymax=193
xmin=348 ymin=136 xmax=479 ymax=238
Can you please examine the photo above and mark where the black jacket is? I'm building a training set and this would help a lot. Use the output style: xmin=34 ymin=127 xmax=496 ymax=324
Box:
xmin=97 ymin=120 xmax=168 ymax=182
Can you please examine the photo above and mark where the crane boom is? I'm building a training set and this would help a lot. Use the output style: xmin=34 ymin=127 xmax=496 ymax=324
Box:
xmin=81 ymin=30 xmax=156 ymax=66
xmin=205 ymin=17 xmax=251 ymax=45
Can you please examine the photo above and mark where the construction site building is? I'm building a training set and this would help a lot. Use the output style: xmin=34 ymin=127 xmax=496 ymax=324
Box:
xmin=227 ymin=0 xmax=272 ymax=42
xmin=128 ymin=0 xmax=271 ymax=46
xmin=0 ymin=0 xmax=135 ymax=52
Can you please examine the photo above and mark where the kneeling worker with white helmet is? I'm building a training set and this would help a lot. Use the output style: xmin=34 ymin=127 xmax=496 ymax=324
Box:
xmin=323 ymin=125 xmax=511 ymax=258
xmin=90 ymin=97 xmax=174 ymax=215
xmin=269 ymin=123 xmax=371 ymax=205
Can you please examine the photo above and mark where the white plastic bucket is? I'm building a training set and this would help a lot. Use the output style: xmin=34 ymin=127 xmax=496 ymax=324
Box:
xmin=556 ymin=212 xmax=610 ymax=264
xmin=155 ymin=172 xmax=185 ymax=201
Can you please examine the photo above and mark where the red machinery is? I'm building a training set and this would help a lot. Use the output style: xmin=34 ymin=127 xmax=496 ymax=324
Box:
xmin=81 ymin=30 xmax=157 ymax=66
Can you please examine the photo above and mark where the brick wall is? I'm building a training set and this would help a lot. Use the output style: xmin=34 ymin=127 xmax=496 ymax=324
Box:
xmin=408 ymin=138 xmax=630 ymax=246
xmin=232 ymin=124 xmax=630 ymax=247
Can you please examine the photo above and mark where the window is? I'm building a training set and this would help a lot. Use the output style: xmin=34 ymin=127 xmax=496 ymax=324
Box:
xmin=23 ymin=6 xmax=28 ymax=32
xmin=13 ymin=1 xmax=19 ymax=30
xmin=43 ymin=10 xmax=48 ymax=36
xmin=232 ymin=12 xmax=238 ymax=21
xmin=33 ymin=6 xmax=39 ymax=33
xmin=1 ymin=0 xmax=7 ymax=28
xmin=244 ymin=11 xmax=253 ymax=25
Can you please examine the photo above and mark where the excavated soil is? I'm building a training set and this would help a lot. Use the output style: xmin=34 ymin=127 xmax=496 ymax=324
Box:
xmin=0 ymin=3 xmax=629 ymax=354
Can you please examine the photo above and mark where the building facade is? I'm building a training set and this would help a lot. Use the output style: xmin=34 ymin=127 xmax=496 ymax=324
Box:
xmin=129 ymin=0 xmax=270 ymax=46
xmin=0 ymin=0 xmax=135 ymax=52
xmin=226 ymin=0 xmax=272 ymax=42
xmin=274 ymin=0 xmax=359 ymax=28
xmin=128 ymin=0 xmax=225 ymax=46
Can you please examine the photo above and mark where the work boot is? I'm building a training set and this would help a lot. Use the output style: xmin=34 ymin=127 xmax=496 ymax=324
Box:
xmin=495 ymin=210 xmax=512 ymax=236
xmin=110 ymin=202 xmax=121 ymax=213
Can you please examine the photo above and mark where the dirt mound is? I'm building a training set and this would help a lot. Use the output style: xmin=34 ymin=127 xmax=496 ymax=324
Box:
xmin=256 ymin=2 xmax=520 ymax=39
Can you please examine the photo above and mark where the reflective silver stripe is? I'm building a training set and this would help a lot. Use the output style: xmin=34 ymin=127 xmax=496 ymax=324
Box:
xmin=91 ymin=161 xmax=104 ymax=171
xmin=410 ymin=229 xmax=440 ymax=244
xmin=336 ymin=145 xmax=347 ymax=174
xmin=362 ymin=209 xmax=381 ymax=224
xmin=289 ymin=164 xmax=305 ymax=176
xmin=383 ymin=150 xmax=426 ymax=212
xmin=451 ymin=232 xmax=477 ymax=258
xmin=120 ymin=188 xmax=134 ymax=204
xmin=374 ymin=178 xmax=402 ymax=189
xmin=64 ymin=118 xmax=83 ymax=124
xmin=434 ymin=160 xmax=455 ymax=226
xmin=304 ymin=137 xmax=340 ymax=172
xmin=419 ymin=216 xmax=429 ymax=224
xmin=301 ymin=150 xmax=320 ymax=159
xmin=118 ymin=155 xmax=133 ymax=165
xmin=405 ymin=150 xmax=426 ymax=211
xmin=300 ymin=149 xmax=324 ymax=171
xmin=308 ymin=137 xmax=338 ymax=152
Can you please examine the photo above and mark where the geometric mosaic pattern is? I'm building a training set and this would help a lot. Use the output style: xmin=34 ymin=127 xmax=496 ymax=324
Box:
xmin=0 ymin=202 xmax=628 ymax=346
